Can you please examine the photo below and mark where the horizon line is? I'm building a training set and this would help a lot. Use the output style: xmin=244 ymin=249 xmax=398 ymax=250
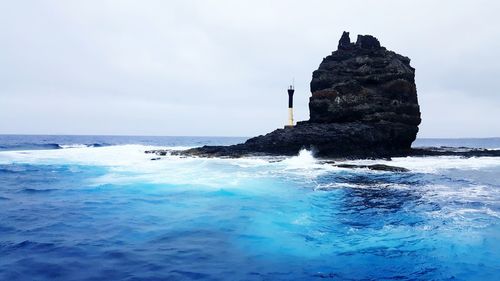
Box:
xmin=1 ymin=133 xmax=500 ymax=140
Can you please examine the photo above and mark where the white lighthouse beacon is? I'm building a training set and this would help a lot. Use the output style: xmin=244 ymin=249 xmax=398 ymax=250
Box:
xmin=286 ymin=84 xmax=295 ymax=127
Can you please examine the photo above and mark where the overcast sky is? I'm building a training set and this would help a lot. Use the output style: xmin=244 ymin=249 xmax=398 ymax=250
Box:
xmin=1 ymin=0 xmax=499 ymax=137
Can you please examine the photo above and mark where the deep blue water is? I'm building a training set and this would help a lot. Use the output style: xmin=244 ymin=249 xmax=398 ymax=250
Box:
xmin=1 ymin=135 xmax=499 ymax=280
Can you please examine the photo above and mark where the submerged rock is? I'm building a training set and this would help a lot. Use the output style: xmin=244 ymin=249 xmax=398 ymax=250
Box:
xmin=181 ymin=32 xmax=421 ymax=158
xmin=334 ymin=163 xmax=409 ymax=172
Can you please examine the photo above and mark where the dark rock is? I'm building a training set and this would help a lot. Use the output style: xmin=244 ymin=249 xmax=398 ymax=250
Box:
xmin=146 ymin=150 xmax=168 ymax=156
xmin=147 ymin=146 xmax=500 ymax=159
xmin=309 ymin=33 xmax=419 ymax=129
xmin=182 ymin=121 xmax=417 ymax=158
xmin=338 ymin=31 xmax=353 ymax=50
xmin=335 ymin=163 xmax=409 ymax=172
xmin=355 ymin=34 xmax=381 ymax=49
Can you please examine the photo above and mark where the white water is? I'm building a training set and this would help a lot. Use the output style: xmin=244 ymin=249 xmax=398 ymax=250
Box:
xmin=1 ymin=146 xmax=500 ymax=189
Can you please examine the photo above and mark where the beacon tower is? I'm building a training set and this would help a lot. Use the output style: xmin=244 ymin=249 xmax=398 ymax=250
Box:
xmin=287 ymin=85 xmax=295 ymax=127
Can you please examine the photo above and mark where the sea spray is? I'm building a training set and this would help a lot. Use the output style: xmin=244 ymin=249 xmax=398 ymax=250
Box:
xmin=282 ymin=149 xmax=316 ymax=169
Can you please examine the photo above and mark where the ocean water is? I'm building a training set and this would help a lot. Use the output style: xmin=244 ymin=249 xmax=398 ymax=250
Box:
xmin=1 ymin=135 xmax=499 ymax=281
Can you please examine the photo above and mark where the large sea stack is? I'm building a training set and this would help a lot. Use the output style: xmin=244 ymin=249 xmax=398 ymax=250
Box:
xmin=177 ymin=32 xmax=422 ymax=158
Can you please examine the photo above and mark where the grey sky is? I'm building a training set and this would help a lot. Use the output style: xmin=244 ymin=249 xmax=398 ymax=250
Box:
xmin=1 ymin=0 xmax=499 ymax=137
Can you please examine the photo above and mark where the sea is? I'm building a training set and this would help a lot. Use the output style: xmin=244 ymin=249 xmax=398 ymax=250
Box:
xmin=1 ymin=135 xmax=499 ymax=281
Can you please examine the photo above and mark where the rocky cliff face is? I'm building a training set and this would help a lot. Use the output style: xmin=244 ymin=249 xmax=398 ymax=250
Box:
xmin=177 ymin=32 xmax=422 ymax=158
xmin=308 ymin=31 xmax=421 ymax=148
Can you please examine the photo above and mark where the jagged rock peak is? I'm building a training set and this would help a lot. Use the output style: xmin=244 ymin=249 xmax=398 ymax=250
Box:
xmin=309 ymin=31 xmax=421 ymax=150
xmin=338 ymin=31 xmax=352 ymax=50
xmin=355 ymin=34 xmax=380 ymax=49
xmin=337 ymin=31 xmax=382 ymax=50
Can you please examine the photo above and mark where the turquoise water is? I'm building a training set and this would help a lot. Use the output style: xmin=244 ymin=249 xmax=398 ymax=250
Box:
xmin=1 ymin=136 xmax=499 ymax=280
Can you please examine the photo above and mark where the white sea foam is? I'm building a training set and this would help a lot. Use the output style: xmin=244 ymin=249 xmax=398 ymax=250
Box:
xmin=59 ymin=144 xmax=90 ymax=149
xmin=0 ymin=144 xmax=159 ymax=166
xmin=314 ymin=182 xmax=361 ymax=191
xmin=1 ymin=145 xmax=500 ymax=189
xmin=0 ymin=145 xmax=269 ymax=188
xmin=337 ymin=156 xmax=500 ymax=173
xmin=1 ymin=144 xmax=500 ymax=227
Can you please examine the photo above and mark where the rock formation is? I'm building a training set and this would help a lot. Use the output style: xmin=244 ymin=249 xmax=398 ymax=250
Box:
xmin=307 ymin=31 xmax=421 ymax=154
xmin=145 ymin=32 xmax=500 ymax=159
xmin=168 ymin=32 xmax=421 ymax=158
